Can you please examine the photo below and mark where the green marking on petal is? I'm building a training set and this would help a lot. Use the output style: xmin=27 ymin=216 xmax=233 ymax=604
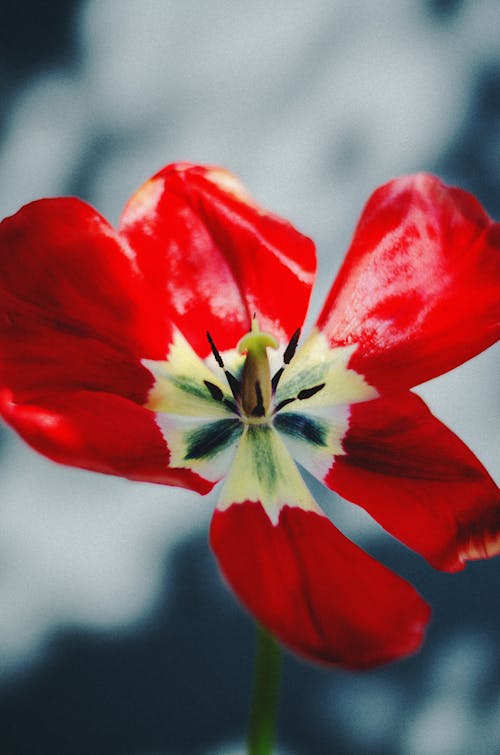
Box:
xmin=170 ymin=375 xmax=214 ymax=401
xmin=142 ymin=329 xmax=235 ymax=418
xmin=217 ymin=424 xmax=321 ymax=523
xmin=274 ymin=411 xmax=328 ymax=447
xmin=274 ymin=330 xmax=378 ymax=409
xmin=246 ymin=424 xmax=279 ymax=493
xmin=185 ymin=418 xmax=243 ymax=460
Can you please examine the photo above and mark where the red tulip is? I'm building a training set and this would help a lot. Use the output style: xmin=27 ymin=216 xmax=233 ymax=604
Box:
xmin=1 ymin=164 xmax=498 ymax=668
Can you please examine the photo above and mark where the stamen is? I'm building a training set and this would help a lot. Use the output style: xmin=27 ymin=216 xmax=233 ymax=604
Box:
xmin=206 ymin=331 xmax=224 ymax=368
xmin=206 ymin=330 xmax=241 ymax=400
xmin=297 ymin=383 xmax=325 ymax=400
xmin=271 ymin=367 xmax=284 ymax=392
xmin=224 ymin=398 xmax=239 ymax=413
xmin=225 ymin=370 xmax=241 ymax=400
xmin=204 ymin=380 xmax=224 ymax=402
xmin=273 ymin=397 xmax=296 ymax=413
xmin=271 ymin=327 xmax=301 ymax=392
xmin=273 ymin=383 xmax=326 ymax=414
xmin=283 ymin=328 xmax=301 ymax=364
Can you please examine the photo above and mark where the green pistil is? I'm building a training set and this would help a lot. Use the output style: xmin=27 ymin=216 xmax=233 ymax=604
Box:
xmin=238 ymin=319 xmax=278 ymax=418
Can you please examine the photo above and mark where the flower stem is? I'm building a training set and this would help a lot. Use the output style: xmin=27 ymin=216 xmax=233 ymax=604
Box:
xmin=247 ymin=625 xmax=281 ymax=755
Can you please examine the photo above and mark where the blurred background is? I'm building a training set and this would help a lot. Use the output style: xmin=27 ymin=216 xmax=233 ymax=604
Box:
xmin=0 ymin=1 xmax=499 ymax=753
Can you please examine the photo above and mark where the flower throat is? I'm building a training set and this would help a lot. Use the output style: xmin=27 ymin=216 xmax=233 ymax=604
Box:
xmin=206 ymin=320 xmax=325 ymax=422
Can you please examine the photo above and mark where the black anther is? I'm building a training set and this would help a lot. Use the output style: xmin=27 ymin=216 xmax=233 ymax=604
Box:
xmin=204 ymin=380 xmax=224 ymax=402
xmin=297 ymin=383 xmax=325 ymax=400
xmin=225 ymin=370 xmax=241 ymax=400
xmin=271 ymin=328 xmax=301 ymax=393
xmin=206 ymin=331 xmax=241 ymax=400
xmin=224 ymin=399 xmax=239 ymax=413
xmin=206 ymin=331 xmax=224 ymax=368
xmin=273 ymin=397 xmax=296 ymax=413
xmin=283 ymin=328 xmax=301 ymax=364
xmin=271 ymin=367 xmax=284 ymax=393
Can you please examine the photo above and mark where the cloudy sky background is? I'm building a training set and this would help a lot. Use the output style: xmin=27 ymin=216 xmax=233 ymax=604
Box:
xmin=0 ymin=1 xmax=499 ymax=753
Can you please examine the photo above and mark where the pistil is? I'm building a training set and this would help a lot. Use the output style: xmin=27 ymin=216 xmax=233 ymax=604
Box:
xmin=238 ymin=319 xmax=278 ymax=418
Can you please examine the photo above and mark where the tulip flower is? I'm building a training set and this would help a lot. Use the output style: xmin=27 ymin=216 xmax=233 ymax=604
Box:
xmin=1 ymin=163 xmax=498 ymax=670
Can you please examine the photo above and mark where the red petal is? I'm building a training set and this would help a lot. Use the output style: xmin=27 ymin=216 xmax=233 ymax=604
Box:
xmin=0 ymin=198 xmax=168 ymax=359
xmin=210 ymin=502 xmax=430 ymax=669
xmin=0 ymin=388 xmax=213 ymax=493
xmin=0 ymin=199 xmax=180 ymax=475
xmin=326 ymin=392 xmax=500 ymax=572
xmin=316 ymin=174 xmax=500 ymax=392
xmin=119 ymin=163 xmax=316 ymax=355
xmin=0 ymin=315 xmax=153 ymax=405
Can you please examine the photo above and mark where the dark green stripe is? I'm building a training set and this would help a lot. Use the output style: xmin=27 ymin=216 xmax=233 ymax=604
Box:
xmin=274 ymin=411 xmax=328 ymax=447
xmin=171 ymin=376 xmax=213 ymax=401
xmin=185 ymin=418 xmax=243 ymax=460
xmin=247 ymin=425 xmax=279 ymax=493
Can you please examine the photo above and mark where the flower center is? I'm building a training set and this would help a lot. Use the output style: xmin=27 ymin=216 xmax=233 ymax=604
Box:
xmin=142 ymin=324 xmax=377 ymax=482
xmin=205 ymin=321 xmax=329 ymax=425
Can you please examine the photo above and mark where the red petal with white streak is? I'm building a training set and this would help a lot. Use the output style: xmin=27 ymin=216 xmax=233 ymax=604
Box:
xmin=326 ymin=392 xmax=500 ymax=572
xmin=120 ymin=163 xmax=316 ymax=355
xmin=210 ymin=502 xmax=430 ymax=669
xmin=316 ymin=174 xmax=500 ymax=393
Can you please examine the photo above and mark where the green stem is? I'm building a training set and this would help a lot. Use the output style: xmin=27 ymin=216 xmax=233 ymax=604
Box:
xmin=247 ymin=625 xmax=282 ymax=755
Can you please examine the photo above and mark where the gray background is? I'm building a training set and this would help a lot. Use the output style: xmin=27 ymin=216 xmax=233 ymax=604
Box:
xmin=0 ymin=1 xmax=499 ymax=753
